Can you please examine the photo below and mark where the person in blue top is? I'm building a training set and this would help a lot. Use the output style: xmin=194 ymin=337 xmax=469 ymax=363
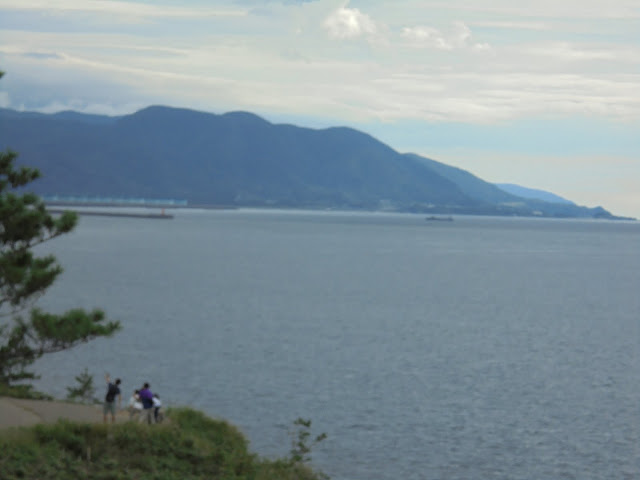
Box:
xmin=103 ymin=374 xmax=121 ymax=424
xmin=138 ymin=382 xmax=155 ymax=424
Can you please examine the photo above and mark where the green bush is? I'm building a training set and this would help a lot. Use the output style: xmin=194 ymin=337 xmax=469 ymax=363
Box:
xmin=0 ymin=407 xmax=330 ymax=480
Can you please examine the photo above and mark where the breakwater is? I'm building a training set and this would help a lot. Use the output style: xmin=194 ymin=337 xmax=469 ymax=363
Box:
xmin=46 ymin=209 xmax=174 ymax=219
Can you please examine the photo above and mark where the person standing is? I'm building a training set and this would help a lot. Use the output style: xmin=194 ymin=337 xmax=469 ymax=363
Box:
xmin=103 ymin=374 xmax=121 ymax=424
xmin=138 ymin=382 xmax=154 ymax=424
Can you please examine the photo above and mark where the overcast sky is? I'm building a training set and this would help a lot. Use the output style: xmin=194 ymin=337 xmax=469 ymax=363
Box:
xmin=1 ymin=0 xmax=638 ymax=217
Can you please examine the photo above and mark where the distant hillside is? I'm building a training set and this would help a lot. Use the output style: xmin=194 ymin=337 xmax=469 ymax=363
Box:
xmin=406 ymin=154 xmax=518 ymax=205
xmin=495 ymin=183 xmax=574 ymax=205
xmin=0 ymin=106 xmax=628 ymax=219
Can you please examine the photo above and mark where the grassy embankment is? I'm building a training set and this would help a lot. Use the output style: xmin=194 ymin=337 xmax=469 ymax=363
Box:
xmin=0 ymin=406 xmax=327 ymax=480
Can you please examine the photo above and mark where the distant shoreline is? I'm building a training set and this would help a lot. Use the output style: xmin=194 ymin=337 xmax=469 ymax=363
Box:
xmin=46 ymin=208 xmax=174 ymax=219
xmin=45 ymin=201 xmax=236 ymax=210
xmin=44 ymin=202 xmax=635 ymax=221
xmin=45 ymin=202 xmax=239 ymax=219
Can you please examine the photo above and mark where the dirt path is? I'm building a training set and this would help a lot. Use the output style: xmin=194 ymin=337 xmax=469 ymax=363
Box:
xmin=0 ymin=396 xmax=130 ymax=429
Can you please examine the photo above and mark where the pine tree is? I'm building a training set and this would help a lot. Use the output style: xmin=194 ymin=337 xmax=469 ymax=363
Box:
xmin=0 ymin=71 xmax=120 ymax=386
xmin=65 ymin=367 xmax=97 ymax=403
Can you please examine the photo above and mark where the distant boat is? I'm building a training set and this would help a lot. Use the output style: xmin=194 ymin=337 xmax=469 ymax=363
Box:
xmin=425 ymin=216 xmax=453 ymax=222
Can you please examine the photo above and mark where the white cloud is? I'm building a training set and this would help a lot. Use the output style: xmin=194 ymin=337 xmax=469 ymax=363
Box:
xmin=450 ymin=21 xmax=471 ymax=47
xmin=400 ymin=21 xmax=490 ymax=51
xmin=401 ymin=26 xmax=452 ymax=50
xmin=0 ymin=0 xmax=247 ymax=19
xmin=35 ymin=99 xmax=143 ymax=116
xmin=1 ymin=0 xmax=638 ymax=126
xmin=323 ymin=6 xmax=378 ymax=39
xmin=473 ymin=43 xmax=491 ymax=52
xmin=469 ymin=20 xmax=552 ymax=31
xmin=525 ymin=42 xmax=640 ymax=63
xmin=384 ymin=0 xmax=640 ymax=20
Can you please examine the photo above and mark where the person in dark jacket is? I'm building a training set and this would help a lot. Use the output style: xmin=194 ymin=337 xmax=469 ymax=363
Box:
xmin=103 ymin=374 xmax=121 ymax=424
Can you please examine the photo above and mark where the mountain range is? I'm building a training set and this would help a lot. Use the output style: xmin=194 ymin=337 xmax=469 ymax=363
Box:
xmin=0 ymin=106 xmax=629 ymax=219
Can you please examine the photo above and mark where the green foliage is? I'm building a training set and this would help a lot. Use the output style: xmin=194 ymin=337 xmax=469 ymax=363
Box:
xmin=289 ymin=418 xmax=328 ymax=477
xmin=253 ymin=458 xmax=324 ymax=480
xmin=0 ymin=84 xmax=121 ymax=386
xmin=0 ymin=407 xmax=329 ymax=480
xmin=66 ymin=368 xmax=98 ymax=404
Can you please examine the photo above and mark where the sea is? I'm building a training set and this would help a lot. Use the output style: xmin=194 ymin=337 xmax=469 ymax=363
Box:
xmin=30 ymin=208 xmax=639 ymax=480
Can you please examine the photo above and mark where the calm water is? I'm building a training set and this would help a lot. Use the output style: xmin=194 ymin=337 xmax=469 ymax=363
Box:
xmin=32 ymin=209 xmax=639 ymax=480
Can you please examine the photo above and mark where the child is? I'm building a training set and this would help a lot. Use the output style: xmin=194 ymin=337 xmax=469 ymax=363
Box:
xmin=128 ymin=389 xmax=142 ymax=421
xmin=152 ymin=393 xmax=163 ymax=423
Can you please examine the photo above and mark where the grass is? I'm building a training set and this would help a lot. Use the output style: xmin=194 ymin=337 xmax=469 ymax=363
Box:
xmin=0 ymin=407 xmax=327 ymax=480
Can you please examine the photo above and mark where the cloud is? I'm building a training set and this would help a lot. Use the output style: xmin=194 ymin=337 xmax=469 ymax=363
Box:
xmin=280 ymin=48 xmax=311 ymax=62
xmin=21 ymin=52 xmax=64 ymax=60
xmin=450 ymin=21 xmax=471 ymax=47
xmin=1 ymin=0 xmax=637 ymax=127
xmin=237 ymin=0 xmax=318 ymax=4
xmin=469 ymin=20 xmax=552 ymax=31
xmin=388 ymin=0 xmax=640 ymax=20
xmin=35 ymin=100 xmax=144 ymax=116
xmin=401 ymin=21 xmax=490 ymax=51
xmin=323 ymin=6 xmax=378 ymax=39
xmin=400 ymin=26 xmax=452 ymax=50
xmin=0 ymin=0 xmax=247 ymax=21
xmin=525 ymin=42 xmax=640 ymax=63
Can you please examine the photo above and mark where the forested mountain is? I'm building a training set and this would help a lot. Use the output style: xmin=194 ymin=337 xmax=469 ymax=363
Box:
xmin=0 ymin=106 xmax=625 ymax=219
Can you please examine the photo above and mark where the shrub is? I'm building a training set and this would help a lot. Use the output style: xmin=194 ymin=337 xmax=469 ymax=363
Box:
xmin=0 ymin=407 xmax=330 ymax=480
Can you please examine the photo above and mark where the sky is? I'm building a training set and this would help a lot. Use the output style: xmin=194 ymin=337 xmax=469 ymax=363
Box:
xmin=0 ymin=0 xmax=638 ymax=218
